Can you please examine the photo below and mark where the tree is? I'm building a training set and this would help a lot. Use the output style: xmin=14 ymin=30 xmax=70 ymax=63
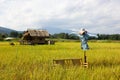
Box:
xmin=10 ymin=31 xmax=19 ymax=37
xmin=50 ymin=33 xmax=120 ymax=40
xmin=0 ymin=34 xmax=3 ymax=41
xmin=68 ymin=34 xmax=79 ymax=40
xmin=0 ymin=33 xmax=8 ymax=41
xmin=18 ymin=33 xmax=23 ymax=38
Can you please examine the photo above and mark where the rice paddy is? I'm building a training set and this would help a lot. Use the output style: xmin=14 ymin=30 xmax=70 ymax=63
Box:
xmin=0 ymin=41 xmax=120 ymax=80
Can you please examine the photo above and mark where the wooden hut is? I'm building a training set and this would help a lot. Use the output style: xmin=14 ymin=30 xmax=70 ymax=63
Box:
xmin=20 ymin=29 xmax=54 ymax=45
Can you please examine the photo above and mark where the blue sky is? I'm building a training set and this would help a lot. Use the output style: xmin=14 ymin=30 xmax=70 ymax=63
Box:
xmin=0 ymin=0 xmax=120 ymax=34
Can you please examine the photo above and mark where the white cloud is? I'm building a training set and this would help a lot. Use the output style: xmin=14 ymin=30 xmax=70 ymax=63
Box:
xmin=0 ymin=0 xmax=120 ymax=34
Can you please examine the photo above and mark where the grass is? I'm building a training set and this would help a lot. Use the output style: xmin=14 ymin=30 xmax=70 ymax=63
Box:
xmin=0 ymin=41 xmax=120 ymax=80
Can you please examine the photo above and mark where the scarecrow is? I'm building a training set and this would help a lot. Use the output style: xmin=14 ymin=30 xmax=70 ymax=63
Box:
xmin=78 ymin=28 xmax=89 ymax=50
xmin=77 ymin=28 xmax=89 ymax=64
xmin=71 ymin=28 xmax=98 ymax=67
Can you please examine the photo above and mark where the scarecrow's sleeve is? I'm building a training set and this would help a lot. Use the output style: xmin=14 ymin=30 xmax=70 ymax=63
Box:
xmin=85 ymin=33 xmax=89 ymax=40
xmin=72 ymin=32 xmax=81 ymax=37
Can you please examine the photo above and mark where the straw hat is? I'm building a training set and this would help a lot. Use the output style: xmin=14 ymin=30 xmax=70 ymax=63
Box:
xmin=79 ymin=28 xmax=87 ymax=35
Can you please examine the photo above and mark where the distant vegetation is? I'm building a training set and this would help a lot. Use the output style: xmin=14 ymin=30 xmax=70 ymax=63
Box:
xmin=50 ymin=33 xmax=120 ymax=40
xmin=0 ymin=31 xmax=120 ymax=41
xmin=97 ymin=34 xmax=120 ymax=40
xmin=0 ymin=31 xmax=22 ymax=41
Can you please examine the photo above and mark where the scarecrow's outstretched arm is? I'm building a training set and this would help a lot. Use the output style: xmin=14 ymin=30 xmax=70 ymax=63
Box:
xmin=72 ymin=31 xmax=98 ymax=38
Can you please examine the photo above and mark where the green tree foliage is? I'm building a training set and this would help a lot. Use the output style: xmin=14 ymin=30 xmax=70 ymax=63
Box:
xmin=18 ymin=33 xmax=23 ymax=38
xmin=0 ymin=33 xmax=8 ymax=41
xmin=50 ymin=33 xmax=120 ymax=40
xmin=50 ymin=33 xmax=79 ymax=40
xmin=0 ymin=34 xmax=3 ymax=41
xmin=98 ymin=34 xmax=120 ymax=40
xmin=50 ymin=33 xmax=69 ymax=39
xmin=68 ymin=34 xmax=79 ymax=40
xmin=10 ymin=31 xmax=23 ymax=38
xmin=10 ymin=31 xmax=19 ymax=37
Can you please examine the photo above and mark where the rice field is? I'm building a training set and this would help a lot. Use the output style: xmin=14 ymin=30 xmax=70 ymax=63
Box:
xmin=0 ymin=41 xmax=120 ymax=80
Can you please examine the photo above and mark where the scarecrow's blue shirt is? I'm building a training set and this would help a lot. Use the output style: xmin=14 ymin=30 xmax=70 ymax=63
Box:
xmin=77 ymin=33 xmax=89 ymax=50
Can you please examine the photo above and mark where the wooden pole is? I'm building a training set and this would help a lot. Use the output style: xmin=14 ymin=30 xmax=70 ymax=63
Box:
xmin=83 ymin=51 xmax=88 ymax=68
xmin=84 ymin=51 xmax=87 ymax=63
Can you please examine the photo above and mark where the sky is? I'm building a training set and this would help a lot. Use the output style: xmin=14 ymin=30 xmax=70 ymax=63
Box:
xmin=0 ymin=0 xmax=120 ymax=34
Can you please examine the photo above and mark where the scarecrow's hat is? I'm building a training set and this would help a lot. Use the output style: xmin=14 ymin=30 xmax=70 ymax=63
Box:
xmin=79 ymin=28 xmax=87 ymax=35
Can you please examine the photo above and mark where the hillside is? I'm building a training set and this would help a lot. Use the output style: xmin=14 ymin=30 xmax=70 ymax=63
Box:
xmin=0 ymin=26 xmax=17 ymax=34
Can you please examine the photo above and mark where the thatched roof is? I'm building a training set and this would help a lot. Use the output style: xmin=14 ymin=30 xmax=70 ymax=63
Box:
xmin=24 ymin=29 xmax=49 ymax=37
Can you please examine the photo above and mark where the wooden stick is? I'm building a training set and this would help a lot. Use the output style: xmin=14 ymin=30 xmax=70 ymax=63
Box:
xmin=84 ymin=51 xmax=87 ymax=63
